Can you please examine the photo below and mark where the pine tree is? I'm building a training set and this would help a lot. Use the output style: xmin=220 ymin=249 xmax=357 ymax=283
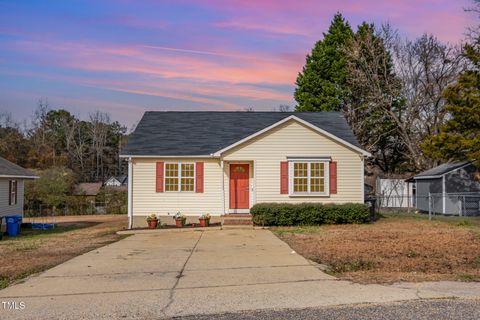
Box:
xmin=294 ymin=13 xmax=353 ymax=111
xmin=422 ymin=41 xmax=480 ymax=163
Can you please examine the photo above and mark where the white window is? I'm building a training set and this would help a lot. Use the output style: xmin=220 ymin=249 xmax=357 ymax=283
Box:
xmin=9 ymin=180 xmax=17 ymax=205
xmin=165 ymin=162 xmax=195 ymax=192
xmin=289 ymin=161 xmax=329 ymax=195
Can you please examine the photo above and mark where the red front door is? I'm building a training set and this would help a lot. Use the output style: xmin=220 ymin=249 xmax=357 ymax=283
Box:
xmin=229 ymin=164 xmax=250 ymax=209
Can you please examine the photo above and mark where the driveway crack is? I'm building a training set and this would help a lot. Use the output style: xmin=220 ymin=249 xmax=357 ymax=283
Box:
xmin=160 ymin=231 xmax=204 ymax=316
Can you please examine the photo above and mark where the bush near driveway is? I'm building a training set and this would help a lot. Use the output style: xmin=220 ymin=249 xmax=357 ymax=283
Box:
xmin=251 ymin=203 xmax=370 ymax=226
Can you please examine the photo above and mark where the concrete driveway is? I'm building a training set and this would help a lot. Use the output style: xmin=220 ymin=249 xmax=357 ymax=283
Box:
xmin=0 ymin=228 xmax=477 ymax=319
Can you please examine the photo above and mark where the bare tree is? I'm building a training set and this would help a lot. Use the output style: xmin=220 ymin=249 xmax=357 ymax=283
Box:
xmin=277 ymin=104 xmax=292 ymax=112
xmin=345 ymin=24 xmax=465 ymax=172
xmin=393 ymin=34 xmax=465 ymax=169
xmin=89 ymin=111 xmax=111 ymax=181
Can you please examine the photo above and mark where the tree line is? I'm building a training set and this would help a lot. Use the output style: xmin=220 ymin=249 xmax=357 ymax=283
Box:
xmin=295 ymin=3 xmax=479 ymax=175
xmin=0 ymin=99 xmax=128 ymax=183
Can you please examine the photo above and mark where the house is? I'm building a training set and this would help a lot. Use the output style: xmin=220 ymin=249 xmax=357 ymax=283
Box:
xmin=72 ymin=182 xmax=103 ymax=202
xmin=410 ymin=161 xmax=480 ymax=215
xmin=0 ymin=156 xmax=37 ymax=221
xmin=120 ymin=112 xmax=371 ymax=228
xmin=105 ymin=175 xmax=128 ymax=187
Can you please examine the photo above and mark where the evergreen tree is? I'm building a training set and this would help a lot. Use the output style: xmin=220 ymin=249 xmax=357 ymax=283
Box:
xmin=422 ymin=41 xmax=480 ymax=163
xmin=295 ymin=13 xmax=353 ymax=111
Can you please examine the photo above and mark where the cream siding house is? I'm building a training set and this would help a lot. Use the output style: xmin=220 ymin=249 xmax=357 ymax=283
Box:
xmin=121 ymin=112 xmax=370 ymax=228
xmin=0 ymin=157 xmax=38 ymax=224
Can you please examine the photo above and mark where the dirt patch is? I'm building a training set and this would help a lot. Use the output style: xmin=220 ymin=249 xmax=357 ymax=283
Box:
xmin=0 ymin=215 xmax=128 ymax=288
xmin=274 ymin=215 xmax=480 ymax=284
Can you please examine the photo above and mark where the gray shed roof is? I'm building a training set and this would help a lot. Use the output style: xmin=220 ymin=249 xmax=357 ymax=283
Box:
xmin=0 ymin=156 xmax=37 ymax=178
xmin=121 ymin=112 xmax=363 ymax=156
xmin=413 ymin=161 xmax=472 ymax=179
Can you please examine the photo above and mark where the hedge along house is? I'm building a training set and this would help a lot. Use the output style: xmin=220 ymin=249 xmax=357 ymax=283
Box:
xmin=410 ymin=161 xmax=480 ymax=216
xmin=0 ymin=156 xmax=38 ymax=224
xmin=120 ymin=112 xmax=371 ymax=228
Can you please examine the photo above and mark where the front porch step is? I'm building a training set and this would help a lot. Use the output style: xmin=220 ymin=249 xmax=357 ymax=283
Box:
xmin=222 ymin=214 xmax=253 ymax=226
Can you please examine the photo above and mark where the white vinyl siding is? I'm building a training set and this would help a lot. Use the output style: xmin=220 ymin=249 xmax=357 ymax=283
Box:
xmin=223 ymin=119 xmax=363 ymax=204
xmin=0 ymin=178 xmax=24 ymax=217
xmin=132 ymin=158 xmax=223 ymax=217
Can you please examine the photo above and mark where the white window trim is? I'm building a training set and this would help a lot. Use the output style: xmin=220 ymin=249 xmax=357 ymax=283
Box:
xmin=9 ymin=180 xmax=17 ymax=205
xmin=288 ymin=160 xmax=330 ymax=197
xmin=164 ymin=162 xmax=196 ymax=192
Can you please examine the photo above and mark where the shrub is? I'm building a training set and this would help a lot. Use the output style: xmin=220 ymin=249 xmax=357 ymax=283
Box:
xmin=251 ymin=202 xmax=370 ymax=226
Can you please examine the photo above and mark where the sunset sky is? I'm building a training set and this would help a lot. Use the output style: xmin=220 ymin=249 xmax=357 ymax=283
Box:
xmin=0 ymin=0 xmax=476 ymax=127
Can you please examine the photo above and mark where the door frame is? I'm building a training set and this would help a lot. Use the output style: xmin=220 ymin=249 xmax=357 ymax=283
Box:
xmin=228 ymin=162 xmax=252 ymax=213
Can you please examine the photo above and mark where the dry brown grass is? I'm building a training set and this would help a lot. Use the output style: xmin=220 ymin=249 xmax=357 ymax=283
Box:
xmin=274 ymin=214 xmax=480 ymax=284
xmin=0 ymin=215 xmax=128 ymax=288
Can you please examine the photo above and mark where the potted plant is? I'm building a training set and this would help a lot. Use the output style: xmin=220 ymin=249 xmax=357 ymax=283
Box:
xmin=199 ymin=213 xmax=211 ymax=227
xmin=173 ymin=212 xmax=186 ymax=228
xmin=146 ymin=214 xmax=159 ymax=229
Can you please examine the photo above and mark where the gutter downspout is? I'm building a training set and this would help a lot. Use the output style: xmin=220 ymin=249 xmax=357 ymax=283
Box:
xmin=127 ymin=157 xmax=133 ymax=229
xmin=442 ymin=175 xmax=446 ymax=215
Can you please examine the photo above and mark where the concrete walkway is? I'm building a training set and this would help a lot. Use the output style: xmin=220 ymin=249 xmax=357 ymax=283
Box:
xmin=0 ymin=229 xmax=479 ymax=319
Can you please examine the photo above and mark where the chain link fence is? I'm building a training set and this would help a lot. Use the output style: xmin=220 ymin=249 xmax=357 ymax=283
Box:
xmin=375 ymin=193 xmax=480 ymax=218
xmin=24 ymin=202 xmax=126 ymax=218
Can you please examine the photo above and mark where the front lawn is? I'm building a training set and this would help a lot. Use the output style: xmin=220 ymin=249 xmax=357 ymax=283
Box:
xmin=0 ymin=215 xmax=128 ymax=289
xmin=274 ymin=213 xmax=480 ymax=283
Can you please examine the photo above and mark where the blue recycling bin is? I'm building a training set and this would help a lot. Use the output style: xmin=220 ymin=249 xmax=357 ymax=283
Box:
xmin=5 ymin=215 xmax=22 ymax=237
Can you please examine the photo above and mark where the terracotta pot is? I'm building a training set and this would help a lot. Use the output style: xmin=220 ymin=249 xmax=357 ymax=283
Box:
xmin=199 ymin=218 xmax=210 ymax=227
xmin=175 ymin=219 xmax=184 ymax=228
xmin=147 ymin=219 xmax=158 ymax=229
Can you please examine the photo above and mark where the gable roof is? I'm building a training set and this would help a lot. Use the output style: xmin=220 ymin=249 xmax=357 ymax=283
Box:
xmin=121 ymin=112 xmax=368 ymax=157
xmin=0 ymin=156 xmax=37 ymax=179
xmin=106 ymin=175 xmax=127 ymax=185
xmin=412 ymin=161 xmax=473 ymax=179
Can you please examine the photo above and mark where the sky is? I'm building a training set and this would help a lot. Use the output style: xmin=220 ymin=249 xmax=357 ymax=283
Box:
xmin=0 ymin=0 xmax=476 ymax=128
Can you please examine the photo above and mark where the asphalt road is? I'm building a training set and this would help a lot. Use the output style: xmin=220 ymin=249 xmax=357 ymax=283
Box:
xmin=177 ymin=299 xmax=480 ymax=320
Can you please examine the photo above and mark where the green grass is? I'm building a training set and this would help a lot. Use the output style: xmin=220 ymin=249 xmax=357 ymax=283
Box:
xmin=458 ymin=274 xmax=480 ymax=282
xmin=380 ymin=212 xmax=480 ymax=227
xmin=0 ymin=277 xmax=8 ymax=289
xmin=331 ymin=260 xmax=376 ymax=273
xmin=272 ymin=225 xmax=323 ymax=236
xmin=0 ymin=223 xmax=95 ymax=243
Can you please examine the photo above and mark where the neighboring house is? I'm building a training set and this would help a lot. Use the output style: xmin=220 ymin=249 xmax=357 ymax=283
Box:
xmin=0 ymin=156 xmax=37 ymax=220
xmin=376 ymin=178 xmax=414 ymax=208
xmin=72 ymin=182 xmax=103 ymax=203
xmin=120 ymin=112 xmax=370 ymax=228
xmin=410 ymin=161 xmax=480 ymax=215
xmin=105 ymin=175 xmax=128 ymax=187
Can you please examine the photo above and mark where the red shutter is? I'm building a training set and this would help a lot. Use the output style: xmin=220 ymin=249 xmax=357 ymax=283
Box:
xmin=156 ymin=162 xmax=164 ymax=192
xmin=280 ymin=161 xmax=289 ymax=194
xmin=195 ymin=162 xmax=204 ymax=193
xmin=330 ymin=161 xmax=337 ymax=194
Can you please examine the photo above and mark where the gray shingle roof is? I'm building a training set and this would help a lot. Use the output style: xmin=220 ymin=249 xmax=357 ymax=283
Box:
xmin=121 ymin=112 xmax=363 ymax=156
xmin=0 ymin=156 xmax=37 ymax=178
xmin=413 ymin=161 xmax=472 ymax=179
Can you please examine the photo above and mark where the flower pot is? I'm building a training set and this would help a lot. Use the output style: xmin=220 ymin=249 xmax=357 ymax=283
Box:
xmin=147 ymin=219 xmax=158 ymax=229
xmin=199 ymin=218 xmax=210 ymax=227
xmin=175 ymin=219 xmax=184 ymax=228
